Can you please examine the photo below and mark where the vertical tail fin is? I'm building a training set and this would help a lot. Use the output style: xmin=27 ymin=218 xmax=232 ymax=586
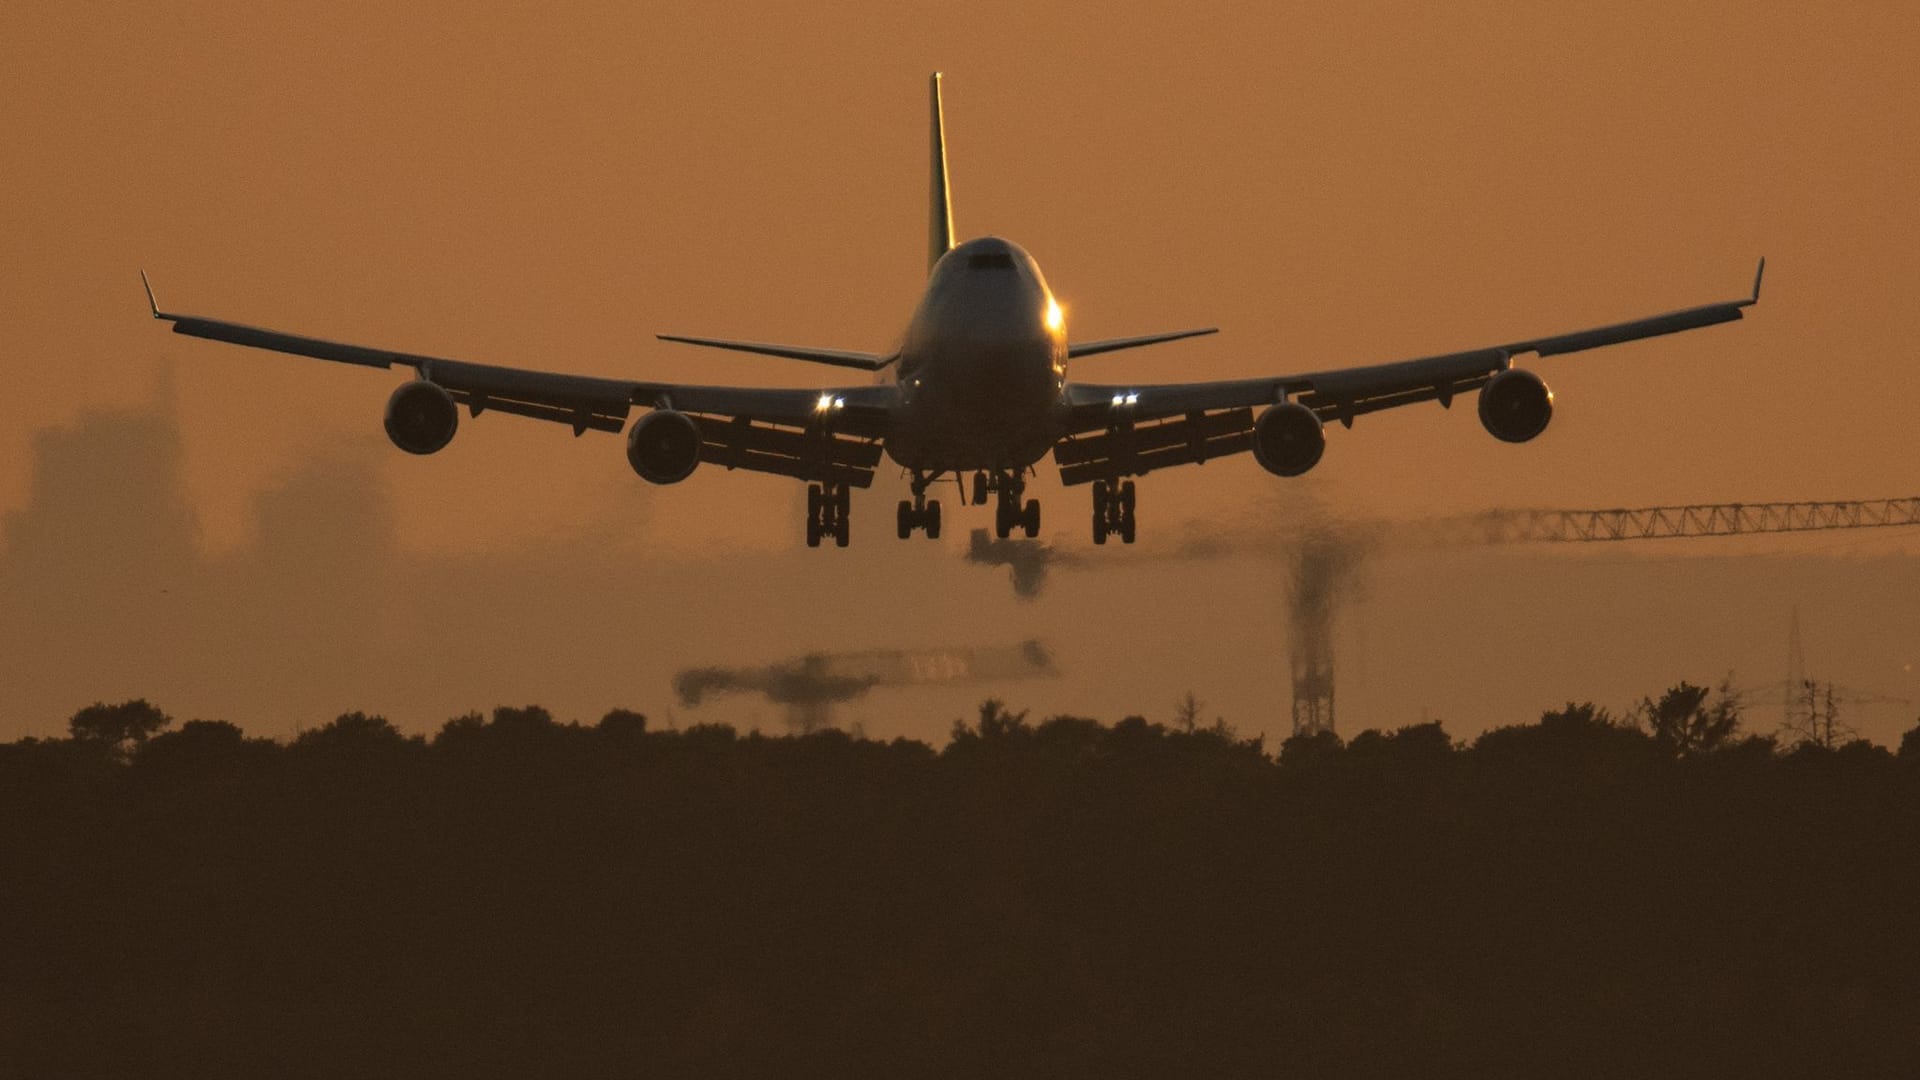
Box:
xmin=929 ymin=72 xmax=954 ymax=275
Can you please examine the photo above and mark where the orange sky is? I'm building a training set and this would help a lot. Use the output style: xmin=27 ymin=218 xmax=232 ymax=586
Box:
xmin=4 ymin=3 xmax=1919 ymax=742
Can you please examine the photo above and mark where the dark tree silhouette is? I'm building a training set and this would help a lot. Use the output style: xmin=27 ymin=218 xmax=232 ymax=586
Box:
xmin=290 ymin=710 xmax=411 ymax=754
xmin=1172 ymin=690 xmax=1205 ymax=733
xmin=8 ymin=690 xmax=1920 ymax=1077
xmin=1900 ymin=718 xmax=1920 ymax=761
xmin=490 ymin=703 xmax=557 ymax=732
xmin=1279 ymin=726 xmax=1343 ymax=767
xmin=66 ymin=698 xmax=170 ymax=758
xmin=1541 ymin=699 xmax=1615 ymax=730
xmin=597 ymin=707 xmax=648 ymax=737
xmin=1635 ymin=681 xmax=1741 ymax=758
xmin=1345 ymin=720 xmax=1452 ymax=764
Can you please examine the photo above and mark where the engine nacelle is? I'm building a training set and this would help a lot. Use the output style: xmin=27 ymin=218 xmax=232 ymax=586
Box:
xmin=1477 ymin=368 xmax=1554 ymax=443
xmin=1251 ymin=402 xmax=1326 ymax=477
xmin=627 ymin=410 xmax=701 ymax=484
xmin=384 ymin=380 xmax=458 ymax=455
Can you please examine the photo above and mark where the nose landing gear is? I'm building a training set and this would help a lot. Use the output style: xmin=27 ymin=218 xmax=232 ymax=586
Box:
xmin=1091 ymin=479 xmax=1136 ymax=545
xmin=806 ymin=483 xmax=851 ymax=548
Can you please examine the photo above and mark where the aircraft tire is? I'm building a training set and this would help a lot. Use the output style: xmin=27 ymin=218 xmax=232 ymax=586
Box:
xmin=1022 ymin=500 xmax=1040 ymax=539
xmin=897 ymin=501 xmax=913 ymax=540
xmin=926 ymin=501 xmax=942 ymax=539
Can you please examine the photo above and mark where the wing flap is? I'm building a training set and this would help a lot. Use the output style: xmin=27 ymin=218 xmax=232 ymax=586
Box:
xmin=690 ymin=414 xmax=882 ymax=489
xmin=1053 ymin=408 xmax=1256 ymax=486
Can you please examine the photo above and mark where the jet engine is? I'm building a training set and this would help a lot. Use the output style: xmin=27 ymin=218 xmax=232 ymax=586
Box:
xmin=1477 ymin=368 xmax=1554 ymax=444
xmin=627 ymin=410 xmax=702 ymax=484
xmin=1251 ymin=402 xmax=1325 ymax=477
xmin=384 ymin=380 xmax=459 ymax=455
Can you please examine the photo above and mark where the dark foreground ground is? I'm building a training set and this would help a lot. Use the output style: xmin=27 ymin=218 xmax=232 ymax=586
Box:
xmin=5 ymin=700 xmax=1920 ymax=1078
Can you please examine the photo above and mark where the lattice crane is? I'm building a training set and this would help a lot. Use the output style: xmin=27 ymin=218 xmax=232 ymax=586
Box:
xmin=1445 ymin=496 xmax=1920 ymax=545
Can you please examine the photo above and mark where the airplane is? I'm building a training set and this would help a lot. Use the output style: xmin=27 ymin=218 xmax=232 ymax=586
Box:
xmin=143 ymin=73 xmax=1763 ymax=549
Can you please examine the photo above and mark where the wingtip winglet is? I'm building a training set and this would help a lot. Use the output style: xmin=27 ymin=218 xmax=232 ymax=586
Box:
xmin=140 ymin=269 xmax=161 ymax=318
xmin=1751 ymin=257 xmax=1765 ymax=303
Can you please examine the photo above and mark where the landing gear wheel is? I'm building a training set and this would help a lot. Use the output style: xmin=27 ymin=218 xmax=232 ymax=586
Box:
xmin=899 ymin=473 xmax=943 ymax=540
xmin=972 ymin=471 xmax=988 ymax=505
xmin=808 ymin=483 xmax=850 ymax=548
xmin=993 ymin=471 xmax=1029 ymax=541
xmin=1091 ymin=479 xmax=1135 ymax=544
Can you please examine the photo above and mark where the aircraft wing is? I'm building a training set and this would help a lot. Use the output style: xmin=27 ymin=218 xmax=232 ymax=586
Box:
xmin=1052 ymin=261 xmax=1763 ymax=486
xmin=656 ymin=334 xmax=895 ymax=371
xmin=1067 ymin=327 xmax=1217 ymax=359
xmin=143 ymin=275 xmax=894 ymax=487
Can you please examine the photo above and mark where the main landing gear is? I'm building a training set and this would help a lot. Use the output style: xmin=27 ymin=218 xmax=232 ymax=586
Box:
xmin=897 ymin=471 xmax=942 ymax=539
xmin=806 ymin=483 xmax=850 ymax=548
xmin=993 ymin=472 xmax=1041 ymax=540
xmin=1091 ymin=479 xmax=1136 ymax=545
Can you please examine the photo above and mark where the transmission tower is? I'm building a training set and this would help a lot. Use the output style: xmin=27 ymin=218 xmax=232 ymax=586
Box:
xmin=1785 ymin=607 xmax=1809 ymax=733
xmin=1287 ymin=534 xmax=1356 ymax=738
xmin=1736 ymin=610 xmax=1911 ymax=746
xmin=1290 ymin=634 xmax=1336 ymax=738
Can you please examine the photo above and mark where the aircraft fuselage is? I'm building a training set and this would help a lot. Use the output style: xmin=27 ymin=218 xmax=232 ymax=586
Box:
xmin=884 ymin=236 xmax=1066 ymax=473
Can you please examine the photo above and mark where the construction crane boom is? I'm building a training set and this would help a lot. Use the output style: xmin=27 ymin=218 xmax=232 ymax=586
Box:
xmin=1453 ymin=497 xmax=1920 ymax=544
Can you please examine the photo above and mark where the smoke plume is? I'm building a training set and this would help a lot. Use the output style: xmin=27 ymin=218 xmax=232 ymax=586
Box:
xmin=963 ymin=529 xmax=1084 ymax=599
xmin=675 ymin=640 xmax=1060 ymax=733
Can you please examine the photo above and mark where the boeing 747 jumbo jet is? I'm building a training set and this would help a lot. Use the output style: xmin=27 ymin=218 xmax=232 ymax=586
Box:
xmin=144 ymin=74 xmax=1762 ymax=548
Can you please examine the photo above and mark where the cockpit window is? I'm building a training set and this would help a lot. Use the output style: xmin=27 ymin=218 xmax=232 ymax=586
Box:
xmin=968 ymin=252 xmax=1015 ymax=269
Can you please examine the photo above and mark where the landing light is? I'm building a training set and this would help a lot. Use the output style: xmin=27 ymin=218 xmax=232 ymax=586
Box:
xmin=815 ymin=394 xmax=845 ymax=413
xmin=1110 ymin=392 xmax=1140 ymax=408
xmin=1044 ymin=297 xmax=1065 ymax=334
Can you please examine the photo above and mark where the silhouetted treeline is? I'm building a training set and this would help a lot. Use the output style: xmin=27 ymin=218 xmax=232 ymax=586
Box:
xmin=6 ymin=695 xmax=1920 ymax=1077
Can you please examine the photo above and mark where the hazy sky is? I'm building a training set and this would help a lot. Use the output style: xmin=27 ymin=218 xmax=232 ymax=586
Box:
xmin=4 ymin=3 xmax=1918 ymax=742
